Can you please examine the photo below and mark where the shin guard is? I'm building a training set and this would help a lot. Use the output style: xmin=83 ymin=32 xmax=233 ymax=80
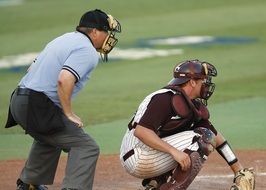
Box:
xmin=159 ymin=151 xmax=204 ymax=190
xmin=159 ymin=128 xmax=216 ymax=190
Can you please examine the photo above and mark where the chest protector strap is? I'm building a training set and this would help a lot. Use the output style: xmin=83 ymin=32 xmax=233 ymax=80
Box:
xmin=158 ymin=86 xmax=209 ymax=137
xmin=167 ymin=85 xmax=209 ymax=121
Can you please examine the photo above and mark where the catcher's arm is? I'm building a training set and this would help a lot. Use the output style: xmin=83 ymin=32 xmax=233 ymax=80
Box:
xmin=215 ymin=132 xmax=255 ymax=190
xmin=215 ymin=132 xmax=242 ymax=173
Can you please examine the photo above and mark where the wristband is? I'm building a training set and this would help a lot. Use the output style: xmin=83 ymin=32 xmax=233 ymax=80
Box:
xmin=216 ymin=141 xmax=238 ymax=165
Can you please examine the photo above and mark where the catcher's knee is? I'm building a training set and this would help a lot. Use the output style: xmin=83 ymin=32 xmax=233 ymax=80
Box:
xmin=193 ymin=127 xmax=216 ymax=158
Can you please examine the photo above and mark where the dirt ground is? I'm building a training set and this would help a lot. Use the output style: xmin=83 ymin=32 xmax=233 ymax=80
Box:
xmin=0 ymin=150 xmax=265 ymax=190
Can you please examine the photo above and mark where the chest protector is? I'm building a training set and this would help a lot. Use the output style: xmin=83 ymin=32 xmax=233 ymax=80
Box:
xmin=157 ymin=86 xmax=210 ymax=138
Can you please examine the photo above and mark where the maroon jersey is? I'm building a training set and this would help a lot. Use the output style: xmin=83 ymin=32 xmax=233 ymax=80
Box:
xmin=129 ymin=88 xmax=217 ymax=138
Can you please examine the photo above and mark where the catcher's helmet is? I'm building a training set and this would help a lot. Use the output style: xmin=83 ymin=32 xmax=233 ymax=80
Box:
xmin=168 ymin=59 xmax=217 ymax=103
xmin=169 ymin=59 xmax=217 ymax=85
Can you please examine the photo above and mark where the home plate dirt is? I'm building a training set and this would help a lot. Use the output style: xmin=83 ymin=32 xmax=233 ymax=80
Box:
xmin=0 ymin=150 xmax=265 ymax=190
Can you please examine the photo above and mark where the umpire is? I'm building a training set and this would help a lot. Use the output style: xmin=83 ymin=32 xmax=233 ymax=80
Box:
xmin=5 ymin=9 xmax=121 ymax=190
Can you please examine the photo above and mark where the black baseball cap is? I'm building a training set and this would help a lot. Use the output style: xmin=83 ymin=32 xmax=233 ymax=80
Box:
xmin=77 ymin=9 xmax=111 ymax=32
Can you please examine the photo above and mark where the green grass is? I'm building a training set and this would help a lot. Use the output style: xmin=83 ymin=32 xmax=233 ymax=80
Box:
xmin=0 ymin=119 xmax=129 ymax=160
xmin=1 ymin=0 xmax=266 ymax=56
xmin=1 ymin=0 xmax=266 ymax=159
xmin=210 ymin=97 xmax=266 ymax=149
xmin=1 ymin=98 xmax=265 ymax=160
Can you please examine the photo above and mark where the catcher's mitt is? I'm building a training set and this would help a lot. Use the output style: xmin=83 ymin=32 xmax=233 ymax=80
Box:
xmin=230 ymin=168 xmax=255 ymax=190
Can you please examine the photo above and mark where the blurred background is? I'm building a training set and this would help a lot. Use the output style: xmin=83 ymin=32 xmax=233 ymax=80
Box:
xmin=0 ymin=0 xmax=265 ymax=159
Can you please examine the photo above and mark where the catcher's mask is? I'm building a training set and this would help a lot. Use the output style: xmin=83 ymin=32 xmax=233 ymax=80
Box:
xmin=168 ymin=59 xmax=217 ymax=104
xmin=77 ymin=9 xmax=121 ymax=62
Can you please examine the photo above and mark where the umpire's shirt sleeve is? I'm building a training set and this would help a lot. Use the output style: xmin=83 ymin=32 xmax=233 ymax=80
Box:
xmin=62 ymin=47 xmax=98 ymax=84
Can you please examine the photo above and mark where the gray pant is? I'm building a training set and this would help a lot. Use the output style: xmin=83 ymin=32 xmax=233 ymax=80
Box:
xmin=10 ymin=91 xmax=100 ymax=190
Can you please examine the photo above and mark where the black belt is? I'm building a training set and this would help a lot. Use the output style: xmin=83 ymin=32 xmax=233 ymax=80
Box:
xmin=17 ymin=87 xmax=31 ymax=95
xmin=123 ymin=149 xmax=135 ymax=161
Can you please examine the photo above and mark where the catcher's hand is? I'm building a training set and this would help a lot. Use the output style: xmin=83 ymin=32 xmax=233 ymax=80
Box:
xmin=230 ymin=168 xmax=255 ymax=190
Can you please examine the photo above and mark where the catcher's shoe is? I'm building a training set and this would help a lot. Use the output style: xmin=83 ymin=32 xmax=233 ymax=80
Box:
xmin=61 ymin=188 xmax=78 ymax=190
xmin=142 ymin=171 xmax=172 ymax=190
xmin=16 ymin=179 xmax=48 ymax=190
xmin=143 ymin=180 xmax=158 ymax=190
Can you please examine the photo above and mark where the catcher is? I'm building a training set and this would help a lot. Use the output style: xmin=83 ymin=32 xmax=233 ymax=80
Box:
xmin=120 ymin=59 xmax=255 ymax=190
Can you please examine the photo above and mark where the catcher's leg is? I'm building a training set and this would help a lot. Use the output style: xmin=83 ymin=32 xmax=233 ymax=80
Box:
xmin=159 ymin=128 xmax=216 ymax=190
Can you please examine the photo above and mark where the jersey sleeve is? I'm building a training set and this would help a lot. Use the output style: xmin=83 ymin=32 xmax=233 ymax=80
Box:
xmin=138 ymin=93 xmax=173 ymax=132
xmin=62 ymin=47 xmax=98 ymax=82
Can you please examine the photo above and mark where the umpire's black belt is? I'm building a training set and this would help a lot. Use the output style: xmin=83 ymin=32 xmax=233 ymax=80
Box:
xmin=17 ymin=87 xmax=32 ymax=95
xmin=123 ymin=149 xmax=135 ymax=161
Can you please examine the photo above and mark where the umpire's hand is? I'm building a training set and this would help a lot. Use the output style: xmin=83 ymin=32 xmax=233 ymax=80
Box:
xmin=67 ymin=113 xmax=84 ymax=128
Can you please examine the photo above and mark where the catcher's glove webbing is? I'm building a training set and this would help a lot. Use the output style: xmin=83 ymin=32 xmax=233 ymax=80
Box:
xmin=230 ymin=168 xmax=255 ymax=190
